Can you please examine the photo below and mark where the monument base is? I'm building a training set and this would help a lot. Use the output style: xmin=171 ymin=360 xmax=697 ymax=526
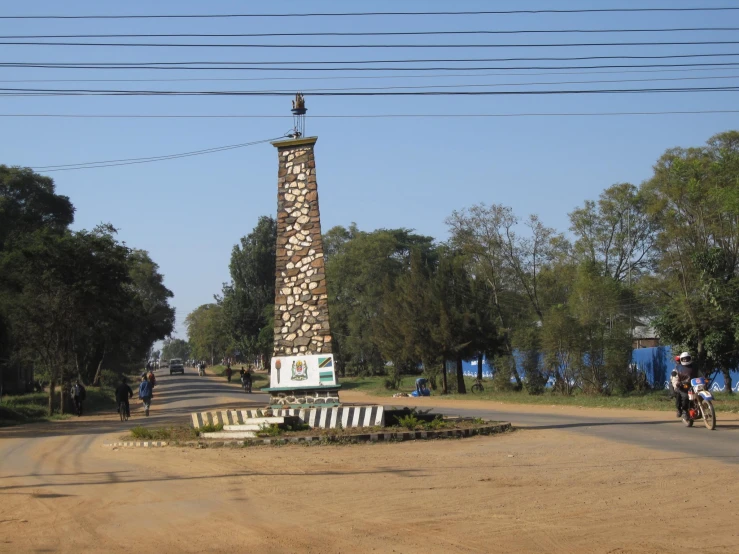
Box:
xmin=262 ymin=385 xmax=341 ymax=409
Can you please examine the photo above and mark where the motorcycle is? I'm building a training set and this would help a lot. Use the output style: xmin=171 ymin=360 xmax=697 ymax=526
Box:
xmin=682 ymin=377 xmax=717 ymax=430
xmin=198 ymin=365 xmax=205 ymax=376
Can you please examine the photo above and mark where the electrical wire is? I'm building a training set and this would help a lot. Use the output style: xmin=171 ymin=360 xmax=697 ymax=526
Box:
xmin=3 ymin=85 xmax=739 ymax=97
xmin=2 ymin=7 xmax=739 ymax=19
xmin=5 ymin=62 xmax=739 ymax=73
xmin=11 ymin=74 xmax=739 ymax=96
xmin=6 ymin=40 xmax=739 ymax=48
xmin=32 ymin=136 xmax=284 ymax=172
xmin=4 ymin=27 xmax=739 ymax=39
xmin=3 ymin=110 xmax=739 ymax=119
xmin=5 ymin=52 xmax=739 ymax=67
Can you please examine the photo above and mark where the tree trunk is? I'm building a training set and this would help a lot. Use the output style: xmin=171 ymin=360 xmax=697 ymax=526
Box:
xmin=441 ymin=360 xmax=448 ymax=394
xmin=456 ymin=355 xmax=467 ymax=394
xmin=722 ymin=367 xmax=733 ymax=394
xmin=48 ymin=378 xmax=56 ymax=416
xmin=92 ymin=345 xmax=107 ymax=387
xmin=476 ymin=352 xmax=484 ymax=381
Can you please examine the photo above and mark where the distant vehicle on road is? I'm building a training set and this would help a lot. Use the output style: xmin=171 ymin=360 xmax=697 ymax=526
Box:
xmin=169 ymin=358 xmax=185 ymax=375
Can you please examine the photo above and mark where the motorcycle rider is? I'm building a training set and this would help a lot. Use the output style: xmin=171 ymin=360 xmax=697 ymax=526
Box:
xmin=672 ymin=351 xmax=700 ymax=418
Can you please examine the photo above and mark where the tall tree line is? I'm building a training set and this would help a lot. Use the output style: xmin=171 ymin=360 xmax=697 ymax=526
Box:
xmin=0 ymin=166 xmax=175 ymax=413
xmin=197 ymin=131 xmax=739 ymax=395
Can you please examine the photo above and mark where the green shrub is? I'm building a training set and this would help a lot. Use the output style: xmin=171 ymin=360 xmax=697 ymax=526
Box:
xmin=197 ymin=423 xmax=224 ymax=434
xmin=397 ymin=413 xmax=421 ymax=430
xmin=425 ymin=417 xmax=450 ymax=430
xmin=130 ymin=426 xmax=155 ymax=440
xmin=258 ymin=424 xmax=284 ymax=437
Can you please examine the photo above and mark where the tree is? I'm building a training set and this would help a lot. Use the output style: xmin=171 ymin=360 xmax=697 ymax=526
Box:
xmin=447 ymin=204 xmax=563 ymax=387
xmin=1 ymin=228 xmax=133 ymax=414
xmin=161 ymin=338 xmax=191 ymax=361
xmin=324 ymin=225 xmax=436 ymax=376
xmin=0 ymin=165 xmax=74 ymax=251
xmin=220 ymin=216 xmax=276 ymax=365
xmin=569 ymin=183 xmax=657 ymax=282
xmin=186 ymin=304 xmax=232 ymax=365
xmin=645 ymin=131 xmax=739 ymax=391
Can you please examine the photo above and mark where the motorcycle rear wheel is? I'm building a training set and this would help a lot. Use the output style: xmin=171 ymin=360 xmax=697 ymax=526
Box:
xmin=701 ymin=400 xmax=716 ymax=430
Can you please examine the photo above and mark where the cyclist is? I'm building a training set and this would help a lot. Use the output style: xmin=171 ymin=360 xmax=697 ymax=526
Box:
xmin=115 ymin=376 xmax=134 ymax=418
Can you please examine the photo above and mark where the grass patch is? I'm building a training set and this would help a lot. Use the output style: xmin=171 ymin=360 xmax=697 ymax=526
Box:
xmin=0 ymin=386 xmax=116 ymax=426
xmin=127 ymin=425 xmax=199 ymax=441
xmin=340 ymin=376 xmax=739 ymax=413
xmin=210 ymin=365 xmax=269 ymax=388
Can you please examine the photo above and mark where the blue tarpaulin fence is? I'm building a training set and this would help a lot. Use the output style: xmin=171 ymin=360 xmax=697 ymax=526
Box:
xmin=460 ymin=346 xmax=739 ymax=392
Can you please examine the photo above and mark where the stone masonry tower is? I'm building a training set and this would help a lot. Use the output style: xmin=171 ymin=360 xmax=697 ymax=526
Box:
xmin=265 ymin=96 xmax=339 ymax=407
xmin=272 ymin=135 xmax=332 ymax=356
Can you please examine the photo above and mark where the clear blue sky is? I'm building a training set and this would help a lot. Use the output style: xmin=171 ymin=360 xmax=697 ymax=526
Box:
xmin=2 ymin=0 xmax=739 ymax=339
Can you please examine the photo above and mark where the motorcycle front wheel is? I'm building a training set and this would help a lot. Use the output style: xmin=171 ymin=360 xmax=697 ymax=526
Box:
xmin=701 ymin=400 xmax=717 ymax=430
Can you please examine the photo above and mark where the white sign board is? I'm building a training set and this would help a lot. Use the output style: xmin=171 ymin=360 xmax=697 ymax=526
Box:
xmin=270 ymin=354 xmax=337 ymax=388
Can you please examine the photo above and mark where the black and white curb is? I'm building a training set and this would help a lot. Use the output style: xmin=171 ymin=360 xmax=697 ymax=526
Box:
xmin=103 ymin=423 xmax=511 ymax=448
xmin=104 ymin=441 xmax=168 ymax=448
xmin=191 ymin=405 xmax=385 ymax=430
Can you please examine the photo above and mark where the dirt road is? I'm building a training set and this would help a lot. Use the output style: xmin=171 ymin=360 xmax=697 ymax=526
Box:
xmin=2 ymin=369 xmax=738 ymax=553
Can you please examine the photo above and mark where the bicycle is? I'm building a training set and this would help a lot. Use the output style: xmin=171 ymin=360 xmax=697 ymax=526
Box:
xmin=471 ymin=378 xmax=485 ymax=394
xmin=118 ymin=401 xmax=129 ymax=422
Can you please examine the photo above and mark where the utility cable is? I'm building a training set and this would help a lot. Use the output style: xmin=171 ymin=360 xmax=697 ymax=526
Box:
xmin=3 ymin=110 xmax=739 ymax=119
xmin=32 ymin=136 xmax=283 ymax=172
xmin=4 ymin=27 xmax=739 ymax=39
xmin=5 ymin=52 xmax=739 ymax=67
xmin=6 ymin=40 xmax=739 ymax=48
xmin=10 ymin=74 xmax=739 ymax=95
xmin=3 ymin=7 xmax=739 ymax=19
xmin=3 ymin=85 xmax=739 ymax=97
xmin=5 ymin=62 xmax=739 ymax=73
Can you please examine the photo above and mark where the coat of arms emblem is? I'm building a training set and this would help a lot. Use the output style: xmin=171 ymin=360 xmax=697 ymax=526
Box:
xmin=291 ymin=359 xmax=308 ymax=381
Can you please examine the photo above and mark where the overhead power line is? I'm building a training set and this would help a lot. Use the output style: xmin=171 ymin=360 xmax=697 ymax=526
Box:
xmin=6 ymin=40 xmax=739 ymax=48
xmin=3 ymin=85 xmax=739 ymax=97
xmin=5 ymin=52 xmax=739 ymax=67
xmin=4 ymin=110 xmax=739 ymax=119
xmin=5 ymin=62 xmax=739 ymax=73
xmin=4 ymin=27 xmax=739 ymax=39
xmin=7 ymin=74 xmax=739 ymax=97
xmin=32 ymin=136 xmax=284 ymax=172
xmin=2 ymin=7 xmax=739 ymax=19
xmin=5 ymin=66 xmax=739 ymax=85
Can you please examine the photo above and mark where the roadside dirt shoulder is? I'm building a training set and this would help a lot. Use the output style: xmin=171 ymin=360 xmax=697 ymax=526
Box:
xmin=340 ymin=389 xmax=681 ymax=421
xmin=2 ymin=424 xmax=737 ymax=553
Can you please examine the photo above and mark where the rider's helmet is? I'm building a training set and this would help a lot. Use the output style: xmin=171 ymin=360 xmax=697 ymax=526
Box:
xmin=121 ymin=376 xmax=127 ymax=383
xmin=679 ymin=352 xmax=692 ymax=366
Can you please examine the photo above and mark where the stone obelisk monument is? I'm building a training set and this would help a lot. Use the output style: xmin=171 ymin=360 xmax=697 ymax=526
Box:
xmin=264 ymin=94 xmax=340 ymax=408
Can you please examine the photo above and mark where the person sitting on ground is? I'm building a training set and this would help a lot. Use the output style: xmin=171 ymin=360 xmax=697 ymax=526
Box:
xmin=672 ymin=351 xmax=700 ymax=418
xmin=115 ymin=376 xmax=134 ymax=418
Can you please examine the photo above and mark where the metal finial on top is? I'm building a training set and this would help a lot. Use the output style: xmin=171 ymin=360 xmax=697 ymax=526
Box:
xmin=290 ymin=92 xmax=307 ymax=138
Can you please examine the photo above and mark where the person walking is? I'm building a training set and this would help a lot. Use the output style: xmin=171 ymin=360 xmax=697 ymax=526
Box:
xmin=138 ymin=374 xmax=154 ymax=416
xmin=225 ymin=364 xmax=233 ymax=383
xmin=71 ymin=380 xmax=86 ymax=416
